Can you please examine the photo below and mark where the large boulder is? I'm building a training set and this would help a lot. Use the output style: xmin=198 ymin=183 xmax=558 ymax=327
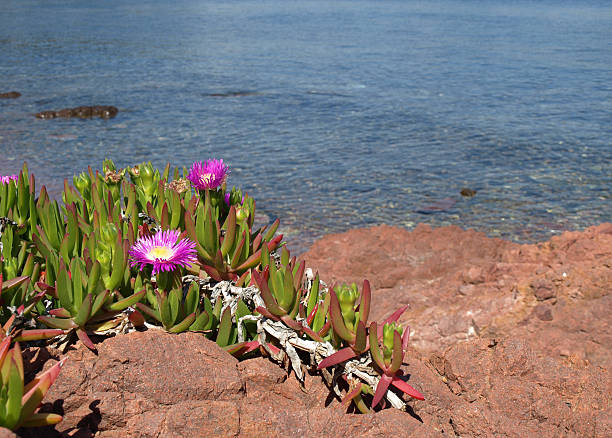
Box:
xmin=302 ymin=223 xmax=612 ymax=370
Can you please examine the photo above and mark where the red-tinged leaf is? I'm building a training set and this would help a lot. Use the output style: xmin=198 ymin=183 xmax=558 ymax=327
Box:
xmin=2 ymin=315 xmax=15 ymax=334
xmin=293 ymin=259 xmax=305 ymax=291
xmin=23 ymin=358 xmax=65 ymax=395
xmin=306 ymin=302 xmax=319 ymax=326
xmin=128 ymin=309 xmax=146 ymax=326
xmin=252 ymin=232 xmax=262 ymax=251
xmin=0 ymin=337 xmax=11 ymax=365
xmin=266 ymin=234 xmax=283 ymax=251
xmin=135 ymin=302 xmax=160 ymax=322
xmin=369 ymin=322 xmax=387 ymax=371
xmin=358 ymin=279 xmax=371 ymax=324
xmin=341 ymin=381 xmax=364 ymax=407
xmin=201 ymin=264 xmax=223 ymax=282
xmin=329 ymin=287 xmax=355 ymax=343
xmin=354 ymin=321 xmax=368 ymax=353
xmin=255 ymin=306 xmax=280 ymax=321
xmin=402 ymin=325 xmax=411 ymax=361
xmin=280 ymin=315 xmax=303 ymax=331
xmin=391 ymin=375 xmax=425 ymax=401
xmin=38 ymin=316 xmax=77 ymax=330
xmin=235 ymin=270 xmax=249 ymax=288
xmin=389 ymin=330 xmax=403 ymax=374
xmin=266 ymin=343 xmax=281 ymax=355
xmin=317 ymin=347 xmax=357 ymax=370
xmin=381 ymin=304 xmax=409 ymax=326
xmin=252 ymin=270 xmax=286 ymax=317
xmin=0 ymin=276 xmax=29 ymax=292
xmin=14 ymin=329 xmax=65 ymax=342
xmin=318 ymin=320 xmax=332 ymax=337
xmin=301 ymin=324 xmax=324 ymax=342
xmin=233 ymin=249 xmax=262 ymax=272
xmin=372 ymin=373 xmax=393 ymax=408
xmin=36 ymin=281 xmax=56 ymax=298
xmin=76 ymin=328 xmax=97 ymax=351
xmin=225 ymin=340 xmax=261 ymax=357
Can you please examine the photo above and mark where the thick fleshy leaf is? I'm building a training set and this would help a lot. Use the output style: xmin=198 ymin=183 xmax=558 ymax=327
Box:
xmin=169 ymin=313 xmax=196 ymax=333
xmin=216 ymin=307 xmax=233 ymax=347
xmin=301 ymin=324 xmax=324 ymax=343
xmin=378 ymin=305 xmax=409 ymax=339
xmin=368 ymin=322 xmax=386 ymax=371
xmin=354 ymin=321 xmax=368 ymax=353
xmin=20 ymin=412 xmax=63 ymax=428
xmin=280 ymin=315 xmax=303 ymax=332
xmin=73 ymin=293 xmax=93 ymax=327
xmin=341 ymin=381 xmax=364 ymax=407
xmin=107 ymin=288 xmax=146 ymax=311
xmin=358 ymin=279 xmax=371 ymax=324
xmin=389 ymin=330 xmax=403 ymax=374
xmin=402 ymin=325 xmax=411 ymax=362
xmin=220 ymin=206 xmax=236 ymax=257
xmin=14 ymin=329 xmax=65 ymax=342
xmin=252 ymin=270 xmax=285 ymax=317
xmin=0 ymin=275 xmax=29 ymax=293
xmin=329 ymin=287 xmax=355 ymax=343
xmin=76 ymin=328 xmax=97 ymax=351
xmin=317 ymin=346 xmax=357 ymax=370
xmin=255 ymin=306 xmax=280 ymax=321
xmin=372 ymin=373 xmax=393 ymax=408
xmin=225 ymin=340 xmax=261 ymax=357
xmin=49 ymin=308 xmax=71 ymax=318
xmin=391 ymin=374 xmax=425 ymax=400
xmin=128 ymin=309 xmax=146 ymax=327
xmin=37 ymin=316 xmax=77 ymax=330
xmin=201 ymin=263 xmax=223 ymax=282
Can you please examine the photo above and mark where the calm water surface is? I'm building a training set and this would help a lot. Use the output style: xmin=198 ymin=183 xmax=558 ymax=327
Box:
xmin=1 ymin=0 xmax=611 ymax=253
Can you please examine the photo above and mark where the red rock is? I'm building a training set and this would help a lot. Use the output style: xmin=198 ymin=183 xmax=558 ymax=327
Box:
xmin=302 ymin=223 xmax=612 ymax=369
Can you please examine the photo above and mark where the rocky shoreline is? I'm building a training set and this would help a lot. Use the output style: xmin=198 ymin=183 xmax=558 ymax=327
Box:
xmin=11 ymin=223 xmax=612 ymax=437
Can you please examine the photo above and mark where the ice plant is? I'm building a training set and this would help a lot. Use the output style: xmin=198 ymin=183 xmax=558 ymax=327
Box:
xmin=0 ymin=337 xmax=64 ymax=430
xmin=129 ymin=229 xmax=197 ymax=275
xmin=187 ymin=159 xmax=229 ymax=191
xmin=0 ymin=175 xmax=17 ymax=185
xmin=369 ymin=320 xmax=424 ymax=407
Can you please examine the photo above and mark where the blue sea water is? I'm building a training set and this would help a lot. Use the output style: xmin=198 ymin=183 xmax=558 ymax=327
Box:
xmin=1 ymin=0 xmax=610 ymax=252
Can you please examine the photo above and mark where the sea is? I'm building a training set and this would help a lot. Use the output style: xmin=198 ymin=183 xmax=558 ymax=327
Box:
xmin=1 ymin=0 xmax=610 ymax=253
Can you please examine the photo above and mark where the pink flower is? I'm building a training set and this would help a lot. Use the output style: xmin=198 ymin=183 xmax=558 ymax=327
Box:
xmin=187 ymin=159 xmax=229 ymax=190
xmin=129 ymin=229 xmax=197 ymax=275
xmin=0 ymin=175 xmax=17 ymax=184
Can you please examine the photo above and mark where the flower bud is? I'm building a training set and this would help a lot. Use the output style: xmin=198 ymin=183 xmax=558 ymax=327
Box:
xmin=73 ymin=172 xmax=91 ymax=195
xmin=100 ymin=223 xmax=118 ymax=246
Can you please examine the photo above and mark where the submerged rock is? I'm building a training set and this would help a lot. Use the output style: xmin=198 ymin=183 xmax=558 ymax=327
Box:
xmin=0 ymin=91 xmax=21 ymax=99
xmin=35 ymin=105 xmax=118 ymax=119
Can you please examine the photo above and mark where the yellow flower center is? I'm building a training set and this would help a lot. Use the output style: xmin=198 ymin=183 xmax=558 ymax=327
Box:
xmin=149 ymin=246 xmax=173 ymax=259
xmin=199 ymin=173 xmax=214 ymax=186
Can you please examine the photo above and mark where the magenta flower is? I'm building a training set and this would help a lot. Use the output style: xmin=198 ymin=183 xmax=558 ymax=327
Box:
xmin=129 ymin=229 xmax=197 ymax=275
xmin=187 ymin=159 xmax=229 ymax=190
xmin=0 ymin=175 xmax=17 ymax=184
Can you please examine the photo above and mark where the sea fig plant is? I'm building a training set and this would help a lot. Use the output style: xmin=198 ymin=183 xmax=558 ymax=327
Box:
xmin=0 ymin=337 xmax=64 ymax=430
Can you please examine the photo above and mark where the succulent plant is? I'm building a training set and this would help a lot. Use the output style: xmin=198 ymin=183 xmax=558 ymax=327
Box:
xmin=0 ymin=337 xmax=64 ymax=430
xmin=368 ymin=320 xmax=424 ymax=407
xmin=317 ymin=280 xmax=371 ymax=369
xmin=37 ymin=257 xmax=145 ymax=351
xmin=185 ymin=190 xmax=282 ymax=282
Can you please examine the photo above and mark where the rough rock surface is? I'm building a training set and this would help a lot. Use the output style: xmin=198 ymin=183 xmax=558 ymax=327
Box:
xmin=16 ymin=224 xmax=612 ymax=437
xmin=302 ymin=223 xmax=612 ymax=370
